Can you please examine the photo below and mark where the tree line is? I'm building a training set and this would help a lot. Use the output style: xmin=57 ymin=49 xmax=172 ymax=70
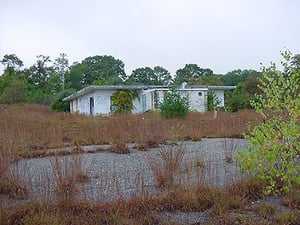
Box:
xmin=0 ymin=53 xmax=285 ymax=111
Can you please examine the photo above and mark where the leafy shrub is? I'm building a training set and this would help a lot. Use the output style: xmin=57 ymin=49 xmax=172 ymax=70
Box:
xmin=111 ymin=90 xmax=138 ymax=114
xmin=237 ymin=50 xmax=300 ymax=195
xmin=51 ymin=89 xmax=75 ymax=112
xmin=207 ymin=89 xmax=221 ymax=111
xmin=27 ymin=84 xmax=53 ymax=105
xmin=159 ymin=87 xmax=190 ymax=118
xmin=0 ymin=79 xmax=28 ymax=104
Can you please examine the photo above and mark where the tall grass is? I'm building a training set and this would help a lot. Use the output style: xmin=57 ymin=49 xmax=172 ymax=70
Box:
xmin=0 ymin=105 xmax=260 ymax=158
xmin=0 ymin=142 xmax=27 ymax=199
xmin=50 ymin=154 xmax=90 ymax=205
xmin=3 ymin=105 xmax=298 ymax=224
xmin=148 ymin=145 xmax=185 ymax=189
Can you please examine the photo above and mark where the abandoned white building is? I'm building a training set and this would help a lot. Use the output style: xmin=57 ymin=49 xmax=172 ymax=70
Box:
xmin=63 ymin=84 xmax=236 ymax=116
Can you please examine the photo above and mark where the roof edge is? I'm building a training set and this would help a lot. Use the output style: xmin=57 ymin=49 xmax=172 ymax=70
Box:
xmin=63 ymin=85 xmax=236 ymax=101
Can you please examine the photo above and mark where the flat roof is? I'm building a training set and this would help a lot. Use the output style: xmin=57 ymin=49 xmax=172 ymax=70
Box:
xmin=190 ymin=85 xmax=236 ymax=90
xmin=63 ymin=85 xmax=168 ymax=101
xmin=63 ymin=85 xmax=236 ymax=101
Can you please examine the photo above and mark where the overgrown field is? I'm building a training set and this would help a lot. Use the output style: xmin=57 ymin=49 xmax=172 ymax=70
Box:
xmin=1 ymin=104 xmax=299 ymax=225
xmin=0 ymin=104 xmax=260 ymax=156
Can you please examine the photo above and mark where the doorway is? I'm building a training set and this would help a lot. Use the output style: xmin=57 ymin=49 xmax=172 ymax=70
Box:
xmin=89 ymin=97 xmax=94 ymax=115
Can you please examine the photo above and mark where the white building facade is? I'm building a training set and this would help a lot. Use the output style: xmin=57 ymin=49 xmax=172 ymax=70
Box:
xmin=63 ymin=85 xmax=235 ymax=116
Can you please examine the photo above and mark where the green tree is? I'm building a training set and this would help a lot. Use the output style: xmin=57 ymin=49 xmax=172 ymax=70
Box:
xmin=236 ymin=50 xmax=300 ymax=194
xmin=0 ymin=79 xmax=28 ymax=104
xmin=0 ymin=72 xmax=15 ymax=96
xmin=46 ymin=69 xmax=63 ymax=95
xmin=226 ymin=84 xmax=247 ymax=112
xmin=196 ymin=75 xmax=223 ymax=85
xmin=127 ymin=67 xmax=156 ymax=85
xmin=291 ymin=54 xmax=300 ymax=69
xmin=153 ymin=66 xmax=172 ymax=85
xmin=53 ymin=53 xmax=69 ymax=89
xmin=159 ymin=87 xmax=190 ymax=118
xmin=174 ymin=64 xmax=213 ymax=85
xmin=65 ymin=62 xmax=85 ymax=91
xmin=0 ymin=54 xmax=23 ymax=75
xmin=81 ymin=55 xmax=126 ymax=85
xmin=0 ymin=75 xmax=4 ymax=95
xmin=25 ymin=55 xmax=52 ymax=89
xmin=226 ymin=74 xmax=261 ymax=111
xmin=220 ymin=69 xmax=259 ymax=86
xmin=26 ymin=84 xmax=52 ymax=105
xmin=174 ymin=64 xmax=201 ymax=84
xmin=127 ymin=66 xmax=172 ymax=85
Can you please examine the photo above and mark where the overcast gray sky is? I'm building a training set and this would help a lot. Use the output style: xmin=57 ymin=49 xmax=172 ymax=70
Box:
xmin=1 ymin=0 xmax=299 ymax=76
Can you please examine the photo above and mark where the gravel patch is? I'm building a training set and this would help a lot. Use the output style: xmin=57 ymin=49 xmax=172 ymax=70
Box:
xmin=1 ymin=138 xmax=249 ymax=208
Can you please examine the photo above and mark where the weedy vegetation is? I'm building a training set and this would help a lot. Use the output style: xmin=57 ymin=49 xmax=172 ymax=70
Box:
xmin=0 ymin=51 xmax=299 ymax=225
xmin=0 ymin=105 xmax=298 ymax=225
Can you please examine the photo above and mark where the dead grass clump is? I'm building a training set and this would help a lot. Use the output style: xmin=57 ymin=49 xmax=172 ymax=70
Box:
xmin=133 ymin=114 xmax=165 ymax=150
xmin=50 ymin=154 xmax=90 ymax=204
xmin=222 ymin=138 xmax=237 ymax=163
xmin=157 ymin=183 xmax=246 ymax=215
xmin=281 ymin=188 xmax=300 ymax=209
xmin=104 ymin=196 xmax=158 ymax=224
xmin=194 ymin=158 xmax=206 ymax=169
xmin=76 ymin=172 xmax=90 ymax=183
xmin=253 ymin=203 xmax=276 ymax=219
xmin=210 ymin=193 xmax=245 ymax=217
xmin=195 ymin=186 xmax=223 ymax=211
xmin=136 ymin=139 xmax=160 ymax=151
xmin=205 ymin=214 xmax=266 ymax=225
xmin=0 ymin=152 xmax=27 ymax=199
xmin=148 ymin=145 xmax=185 ymax=189
xmin=226 ymin=176 xmax=267 ymax=201
xmin=275 ymin=210 xmax=300 ymax=225
xmin=55 ymin=178 xmax=78 ymax=204
xmin=23 ymin=212 xmax=62 ymax=225
xmin=109 ymin=143 xmax=130 ymax=154
xmin=159 ymin=188 xmax=195 ymax=212
xmin=0 ymin=175 xmax=27 ymax=199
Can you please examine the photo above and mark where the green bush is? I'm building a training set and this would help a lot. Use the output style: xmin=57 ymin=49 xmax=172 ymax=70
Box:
xmin=236 ymin=50 xmax=300 ymax=195
xmin=207 ymin=89 xmax=221 ymax=111
xmin=111 ymin=90 xmax=138 ymax=114
xmin=51 ymin=89 xmax=75 ymax=112
xmin=159 ymin=87 xmax=190 ymax=118
xmin=0 ymin=79 xmax=28 ymax=104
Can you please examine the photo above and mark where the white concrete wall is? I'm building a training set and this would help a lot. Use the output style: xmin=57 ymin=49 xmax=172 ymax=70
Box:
xmin=188 ymin=90 xmax=207 ymax=112
xmin=69 ymin=87 xmax=219 ymax=115
xmin=93 ymin=89 xmax=114 ymax=115
xmin=70 ymin=98 xmax=79 ymax=113
xmin=73 ymin=90 xmax=114 ymax=115
xmin=156 ymin=90 xmax=166 ymax=106
xmin=138 ymin=89 xmax=168 ymax=113
xmin=178 ymin=90 xmax=207 ymax=112
xmin=78 ymin=96 xmax=90 ymax=114
xmin=75 ymin=89 xmax=145 ymax=115
xmin=142 ymin=90 xmax=153 ymax=112
xmin=132 ymin=91 xmax=142 ymax=114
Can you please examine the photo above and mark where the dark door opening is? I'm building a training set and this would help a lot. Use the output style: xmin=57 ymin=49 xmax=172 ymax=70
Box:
xmin=90 ymin=97 xmax=94 ymax=115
